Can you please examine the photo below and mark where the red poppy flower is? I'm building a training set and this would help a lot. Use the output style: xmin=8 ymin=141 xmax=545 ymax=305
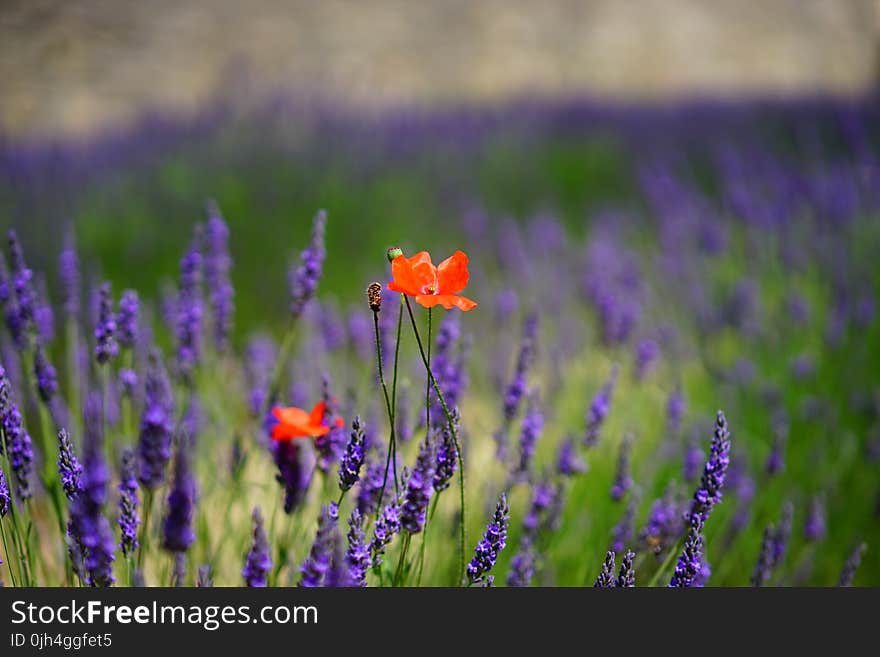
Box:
xmin=271 ymin=401 xmax=344 ymax=442
xmin=387 ymin=250 xmax=477 ymax=311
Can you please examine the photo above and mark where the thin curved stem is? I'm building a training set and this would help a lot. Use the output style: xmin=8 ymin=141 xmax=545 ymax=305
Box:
xmin=376 ymin=301 xmax=403 ymax=518
xmin=403 ymin=295 xmax=466 ymax=584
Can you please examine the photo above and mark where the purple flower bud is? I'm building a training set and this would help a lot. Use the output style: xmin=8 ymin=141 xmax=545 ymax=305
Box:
xmin=751 ymin=524 xmax=777 ymax=587
xmin=138 ymin=351 xmax=174 ymax=489
xmin=1 ymin=371 xmax=33 ymax=501
xmin=118 ymin=448 xmax=140 ymax=557
xmin=467 ymin=493 xmax=509 ymax=584
xmin=204 ymin=202 xmax=234 ymax=351
xmin=805 ymin=496 xmax=826 ymax=542
xmin=338 ymin=416 xmax=366 ymax=492
xmin=610 ymin=436 xmax=633 ymax=501
xmin=370 ymin=500 xmax=402 ymax=568
xmin=33 ymin=342 xmax=58 ymax=402
xmin=300 ymin=502 xmax=339 ymax=587
xmin=401 ymin=440 xmax=434 ymax=534
xmin=242 ymin=507 xmax=272 ymax=587
xmin=635 ymin=339 xmax=659 ymax=380
xmin=687 ymin=410 xmax=731 ymax=524
xmin=765 ymin=415 xmax=787 ymax=476
xmin=640 ymin=484 xmax=683 ymax=555
xmin=314 ymin=374 xmax=345 ymax=472
xmin=433 ymin=410 xmax=460 ymax=492
xmin=669 ymin=514 xmax=705 ymax=588
xmin=616 ymin=550 xmax=635 ymax=587
xmin=273 ymin=440 xmax=314 ymax=514
xmin=7 ymin=230 xmax=36 ymax=348
xmin=118 ymin=368 xmax=138 ymax=398
xmin=34 ymin=274 xmax=54 ymax=344
xmin=496 ymin=314 xmax=538 ymax=457
xmin=94 ymin=282 xmax=118 ymax=364
xmin=176 ymin=232 xmax=203 ymax=382
xmin=57 ymin=427 xmax=83 ymax=500
xmin=507 ymin=537 xmax=536 ymax=587
xmin=0 ymin=467 xmax=10 ymax=517
xmin=594 ymin=551 xmax=617 ymax=588
xmin=683 ymin=437 xmax=704 ymax=483
xmin=838 ymin=543 xmax=867 ymax=586
xmin=116 ymin=289 xmax=139 ymax=349
xmin=584 ymin=365 xmax=618 ymax=448
xmin=357 ymin=459 xmax=387 ymax=517
xmin=345 ymin=509 xmax=370 ymax=587
xmin=557 ymin=435 xmax=586 ymax=477
xmin=162 ymin=440 xmax=196 ymax=553
xmin=289 ymin=210 xmax=327 ymax=319
xmin=666 ymin=389 xmax=686 ymax=435
xmin=516 ymin=393 xmax=543 ymax=477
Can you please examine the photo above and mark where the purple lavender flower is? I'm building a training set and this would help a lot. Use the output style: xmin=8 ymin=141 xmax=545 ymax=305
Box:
xmin=433 ymin=411 xmax=460 ymax=492
xmin=771 ymin=502 xmax=794 ymax=567
xmin=345 ymin=509 xmax=370 ymax=587
xmin=610 ymin=496 xmax=636 ymax=553
xmin=314 ymin=374 xmax=345 ymax=472
xmin=70 ymin=393 xmax=116 ymax=586
xmin=59 ymin=228 xmax=80 ymax=318
xmin=687 ymin=410 xmax=731 ymax=523
xmin=765 ymin=415 xmax=787 ymax=476
xmin=594 ymin=551 xmax=616 ymax=588
xmin=33 ymin=342 xmax=58 ymax=402
xmin=7 ymin=230 xmax=36 ymax=347
xmin=616 ymin=550 xmax=635 ymax=587
xmin=204 ymin=202 xmax=234 ymax=351
xmin=370 ymin=500 xmax=402 ymax=567
xmin=176 ymin=233 xmax=203 ymax=382
xmin=640 ymin=484 xmax=682 ymax=555
xmin=751 ymin=524 xmax=776 ymax=587
xmin=400 ymin=440 xmax=434 ymax=534
xmin=668 ymin=514 xmax=705 ymax=588
xmin=93 ymin=282 xmax=117 ymax=364
xmin=57 ymin=427 xmax=83 ymax=500
xmin=523 ymin=480 xmax=554 ymax=533
xmin=357 ymin=459 xmax=386 ymax=516
xmin=496 ymin=314 xmax=538 ymax=456
xmin=556 ymin=435 xmax=586 ymax=477
xmin=138 ymin=351 xmax=174 ymax=489
xmin=0 ymin=467 xmax=10 ymax=517
xmin=467 ymin=493 xmax=509 ymax=584
xmin=116 ymin=289 xmax=139 ymax=350
xmin=516 ymin=393 xmax=543 ymax=476
xmin=289 ymin=210 xmax=327 ymax=319
xmin=666 ymin=389 xmax=686 ymax=435
xmin=242 ymin=507 xmax=272 ymax=587
xmin=274 ymin=438 xmax=314 ymax=514
xmin=300 ymin=502 xmax=339 ymax=587
xmin=34 ymin=274 xmax=54 ymax=344
xmin=838 ymin=543 xmax=866 ymax=586
xmin=683 ymin=437 xmax=704 ymax=483
xmin=1 ymin=374 xmax=33 ymax=500
xmin=162 ymin=439 xmax=196 ymax=553
xmin=635 ymin=339 xmax=659 ymax=380
xmin=118 ymin=368 xmax=138 ymax=399
xmin=507 ymin=538 xmax=536 ymax=587
xmin=805 ymin=495 xmax=826 ymax=542
xmin=584 ymin=365 xmax=618 ymax=447
xmin=610 ymin=436 xmax=633 ymax=501
xmin=338 ymin=416 xmax=366 ymax=492
xmin=118 ymin=448 xmax=140 ymax=556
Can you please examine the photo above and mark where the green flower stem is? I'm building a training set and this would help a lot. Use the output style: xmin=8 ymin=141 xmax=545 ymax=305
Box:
xmin=137 ymin=489 xmax=154 ymax=572
xmin=393 ymin=530 xmax=413 ymax=587
xmin=414 ymin=493 xmax=440 ymax=586
xmin=646 ymin=537 xmax=682 ymax=587
xmin=375 ymin=299 xmax=404 ymax=517
xmin=403 ymin=295 xmax=466 ymax=584
xmin=0 ymin=516 xmax=18 ymax=587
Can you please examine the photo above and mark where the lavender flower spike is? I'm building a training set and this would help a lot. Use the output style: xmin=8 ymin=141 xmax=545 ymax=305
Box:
xmin=33 ymin=343 xmax=58 ymax=403
xmin=345 ymin=509 xmax=370 ymax=587
xmin=289 ymin=210 xmax=328 ymax=319
xmin=204 ymin=201 xmax=234 ymax=351
xmin=467 ymin=493 xmax=509 ymax=584
xmin=401 ymin=440 xmax=435 ymax=534
xmin=610 ymin=435 xmax=633 ymax=501
xmin=557 ymin=435 xmax=586 ymax=477
xmin=1 ymin=370 xmax=33 ymax=500
xmin=138 ymin=351 xmax=174 ymax=489
xmin=118 ymin=449 xmax=140 ymax=557
xmin=668 ymin=514 xmax=705 ymax=588
xmin=162 ymin=439 xmax=196 ymax=554
xmin=116 ymin=289 xmax=140 ymax=350
xmin=584 ymin=365 xmax=619 ymax=447
xmin=838 ymin=543 xmax=867 ymax=587
xmin=0 ymin=467 xmax=10 ymax=517
xmin=433 ymin=409 xmax=459 ymax=492
xmin=751 ymin=524 xmax=776 ymax=587
xmin=57 ymin=428 xmax=83 ymax=500
xmin=94 ymin=282 xmax=118 ymax=364
xmin=687 ymin=410 xmax=732 ymax=523
xmin=176 ymin=231 xmax=204 ymax=383
xmin=338 ymin=416 xmax=366 ymax=493
xmin=300 ymin=502 xmax=339 ymax=587
xmin=242 ymin=507 xmax=272 ymax=587
xmin=7 ymin=230 xmax=36 ymax=346
xmin=616 ymin=550 xmax=636 ymax=587
xmin=594 ymin=551 xmax=617 ymax=588
xmin=804 ymin=495 xmax=826 ymax=542
xmin=370 ymin=500 xmax=402 ymax=567
xmin=516 ymin=393 xmax=543 ymax=476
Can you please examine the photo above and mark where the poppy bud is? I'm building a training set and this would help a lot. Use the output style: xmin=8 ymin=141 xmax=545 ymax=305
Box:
xmin=387 ymin=246 xmax=403 ymax=262
xmin=367 ymin=282 xmax=382 ymax=312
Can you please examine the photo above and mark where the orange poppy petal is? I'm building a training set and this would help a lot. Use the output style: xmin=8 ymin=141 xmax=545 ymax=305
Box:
xmin=309 ymin=401 xmax=327 ymax=426
xmin=273 ymin=406 xmax=311 ymax=426
xmin=389 ymin=255 xmax=421 ymax=296
xmin=408 ymin=252 xmax=437 ymax=292
xmin=310 ymin=424 xmax=331 ymax=437
xmin=334 ymin=417 xmax=345 ymax=428
xmin=415 ymin=294 xmax=478 ymax=312
xmin=437 ymin=250 xmax=470 ymax=295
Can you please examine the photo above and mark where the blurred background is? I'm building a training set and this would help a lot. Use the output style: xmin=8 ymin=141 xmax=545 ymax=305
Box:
xmin=2 ymin=0 xmax=879 ymax=138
